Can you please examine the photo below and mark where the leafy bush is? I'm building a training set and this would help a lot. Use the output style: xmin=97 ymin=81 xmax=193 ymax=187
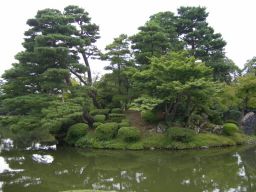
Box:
xmin=224 ymin=110 xmax=241 ymax=121
xmin=93 ymin=122 xmax=103 ymax=128
xmin=111 ymin=108 xmax=122 ymax=113
xmin=118 ymin=121 xmax=130 ymax=128
xmin=65 ymin=123 xmax=89 ymax=145
xmin=167 ymin=127 xmax=196 ymax=143
xmin=141 ymin=110 xmax=159 ymax=123
xmin=109 ymin=113 xmax=125 ymax=122
xmin=94 ymin=115 xmax=106 ymax=123
xmin=90 ymin=109 xmax=110 ymax=116
xmin=223 ymin=123 xmax=239 ymax=136
xmin=117 ymin=127 xmax=140 ymax=142
xmin=224 ymin=119 xmax=239 ymax=126
xmin=95 ymin=122 xmax=119 ymax=141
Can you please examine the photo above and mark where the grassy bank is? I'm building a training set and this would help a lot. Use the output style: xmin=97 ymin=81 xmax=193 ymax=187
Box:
xmin=75 ymin=131 xmax=256 ymax=150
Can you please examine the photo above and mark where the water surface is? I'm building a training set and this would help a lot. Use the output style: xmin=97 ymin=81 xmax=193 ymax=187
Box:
xmin=0 ymin=145 xmax=256 ymax=192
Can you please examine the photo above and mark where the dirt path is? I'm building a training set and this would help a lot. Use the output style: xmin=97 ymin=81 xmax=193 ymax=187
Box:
xmin=125 ymin=110 xmax=156 ymax=132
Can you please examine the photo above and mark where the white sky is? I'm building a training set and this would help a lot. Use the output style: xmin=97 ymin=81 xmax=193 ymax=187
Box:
xmin=0 ymin=0 xmax=256 ymax=76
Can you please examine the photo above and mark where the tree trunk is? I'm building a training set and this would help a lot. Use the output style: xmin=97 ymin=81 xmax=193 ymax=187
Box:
xmin=117 ymin=64 xmax=121 ymax=94
xmin=169 ymin=96 xmax=180 ymax=122
xmin=82 ymin=107 xmax=94 ymax=128
xmin=88 ymin=89 xmax=101 ymax=109
xmin=81 ymin=52 xmax=92 ymax=85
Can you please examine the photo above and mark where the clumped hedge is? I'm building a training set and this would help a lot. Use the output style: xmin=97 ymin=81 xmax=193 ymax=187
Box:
xmin=117 ymin=127 xmax=140 ymax=142
xmin=118 ymin=120 xmax=130 ymax=128
xmin=109 ymin=113 xmax=125 ymax=122
xmin=94 ymin=115 xmax=106 ymax=123
xmin=93 ymin=122 xmax=103 ymax=128
xmin=65 ymin=123 xmax=89 ymax=145
xmin=223 ymin=123 xmax=239 ymax=136
xmin=111 ymin=108 xmax=122 ymax=113
xmin=167 ymin=127 xmax=195 ymax=143
xmin=95 ymin=122 xmax=119 ymax=140
xmin=90 ymin=109 xmax=110 ymax=116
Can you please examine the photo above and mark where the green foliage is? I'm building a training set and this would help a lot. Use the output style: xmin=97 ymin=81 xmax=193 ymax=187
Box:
xmin=224 ymin=119 xmax=239 ymax=126
xmin=117 ymin=127 xmax=140 ymax=142
xmin=235 ymin=74 xmax=256 ymax=110
xmin=108 ymin=113 xmax=125 ymax=122
xmin=95 ymin=122 xmax=119 ymax=141
xmin=94 ymin=114 xmax=106 ymax=123
xmin=93 ymin=122 xmax=103 ymax=128
xmin=142 ymin=133 xmax=167 ymax=149
xmin=41 ymin=100 xmax=83 ymax=135
xmin=90 ymin=109 xmax=110 ymax=116
xmin=192 ymin=133 xmax=235 ymax=147
xmin=133 ymin=51 xmax=216 ymax=126
xmin=141 ymin=110 xmax=159 ymax=124
xmin=111 ymin=108 xmax=122 ymax=113
xmin=224 ymin=110 xmax=241 ymax=121
xmin=223 ymin=123 xmax=239 ymax=136
xmin=167 ymin=127 xmax=196 ymax=143
xmin=65 ymin=123 xmax=89 ymax=145
xmin=118 ymin=121 xmax=130 ymax=128
xmin=129 ymin=96 xmax=163 ymax=111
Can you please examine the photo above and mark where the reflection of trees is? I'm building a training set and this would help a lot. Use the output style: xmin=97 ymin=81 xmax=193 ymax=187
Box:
xmin=1 ymin=146 xmax=256 ymax=191
xmin=239 ymin=146 xmax=256 ymax=191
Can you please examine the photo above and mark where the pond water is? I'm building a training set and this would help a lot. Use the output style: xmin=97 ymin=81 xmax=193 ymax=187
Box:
xmin=0 ymin=144 xmax=256 ymax=192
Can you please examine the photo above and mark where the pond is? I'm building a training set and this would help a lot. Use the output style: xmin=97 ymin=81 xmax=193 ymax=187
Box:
xmin=0 ymin=143 xmax=256 ymax=192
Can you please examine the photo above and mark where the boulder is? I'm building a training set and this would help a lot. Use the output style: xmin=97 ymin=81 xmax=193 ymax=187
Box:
xmin=241 ymin=112 xmax=256 ymax=135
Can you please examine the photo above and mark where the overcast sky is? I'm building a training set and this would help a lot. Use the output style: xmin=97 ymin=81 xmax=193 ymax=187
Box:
xmin=0 ymin=0 xmax=256 ymax=76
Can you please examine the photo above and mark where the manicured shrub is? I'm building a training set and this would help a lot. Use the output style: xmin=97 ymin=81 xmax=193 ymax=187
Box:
xmin=65 ymin=123 xmax=89 ymax=145
xmin=223 ymin=123 xmax=239 ymax=136
xmin=117 ymin=127 xmax=140 ymax=142
xmin=109 ymin=113 xmax=125 ymax=122
xmin=111 ymin=108 xmax=122 ymax=113
xmin=93 ymin=122 xmax=103 ymax=128
xmin=95 ymin=122 xmax=119 ymax=140
xmin=167 ymin=127 xmax=196 ymax=143
xmin=94 ymin=114 xmax=106 ymax=123
xmin=224 ymin=119 xmax=239 ymax=126
xmin=118 ymin=121 xmax=130 ymax=128
xmin=90 ymin=109 xmax=110 ymax=116
xmin=141 ymin=110 xmax=159 ymax=123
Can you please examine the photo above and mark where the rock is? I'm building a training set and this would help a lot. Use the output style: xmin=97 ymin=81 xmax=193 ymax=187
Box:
xmin=241 ymin=112 xmax=256 ymax=135
xmin=156 ymin=123 xmax=167 ymax=133
xmin=200 ymin=146 xmax=209 ymax=149
xmin=212 ymin=125 xmax=223 ymax=134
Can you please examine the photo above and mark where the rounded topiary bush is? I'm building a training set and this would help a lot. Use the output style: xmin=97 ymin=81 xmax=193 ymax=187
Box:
xmin=111 ymin=108 xmax=122 ymax=113
xmin=117 ymin=127 xmax=140 ymax=142
xmin=109 ymin=113 xmax=125 ymax=122
xmin=93 ymin=122 xmax=103 ymax=128
xmin=223 ymin=123 xmax=239 ymax=136
xmin=95 ymin=122 xmax=119 ymax=141
xmin=167 ymin=127 xmax=195 ymax=143
xmin=94 ymin=114 xmax=106 ymax=123
xmin=90 ymin=109 xmax=110 ymax=116
xmin=65 ymin=123 xmax=89 ymax=145
xmin=118 ymin=120 xmax=130 ymax=128
xmin=224 ymin=119 xmax=239 ymax=126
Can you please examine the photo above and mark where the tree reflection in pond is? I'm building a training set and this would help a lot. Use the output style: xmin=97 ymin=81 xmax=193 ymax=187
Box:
xmin=0 ymin=146 xmax=256 ymax=192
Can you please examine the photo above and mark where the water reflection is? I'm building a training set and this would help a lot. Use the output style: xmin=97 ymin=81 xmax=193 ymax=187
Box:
xmin=0 ymin=146 xmax=256 ymax=192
